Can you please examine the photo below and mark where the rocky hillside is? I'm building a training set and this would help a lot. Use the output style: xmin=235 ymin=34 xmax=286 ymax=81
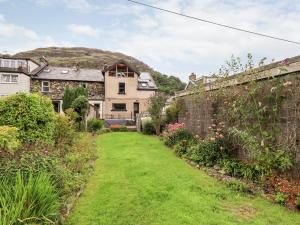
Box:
xmin=15 ymin=47 xmax=185 ymax=95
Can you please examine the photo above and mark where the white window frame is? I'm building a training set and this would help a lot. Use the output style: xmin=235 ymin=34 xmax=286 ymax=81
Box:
xmin=1 ymin=74 xmax=19 ymax=83
xmin=42 ymin=81 xmax=50 ymax=92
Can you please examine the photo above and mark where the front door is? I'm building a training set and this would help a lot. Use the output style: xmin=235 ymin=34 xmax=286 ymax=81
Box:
xmin=133 ymin=102 xmax=139 ymax=121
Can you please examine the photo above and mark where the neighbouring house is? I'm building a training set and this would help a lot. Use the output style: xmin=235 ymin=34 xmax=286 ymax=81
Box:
xmin=184 ymin=72 xmax=216 ymax=90
xmin=0 ymin=56 xmax=46 ymax=96
xmin=30 ymin=66 xmax=105 ymax=118
xmin=102 ymin=60 xmax=157 ymax=121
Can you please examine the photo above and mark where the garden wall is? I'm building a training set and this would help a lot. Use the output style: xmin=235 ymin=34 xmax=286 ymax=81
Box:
xmin=177 ymin=70 xmax=300 ymax=179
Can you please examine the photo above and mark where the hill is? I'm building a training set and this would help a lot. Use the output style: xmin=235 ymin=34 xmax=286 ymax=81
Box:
xmin=14 ymin=47 xmax=185 ymax=95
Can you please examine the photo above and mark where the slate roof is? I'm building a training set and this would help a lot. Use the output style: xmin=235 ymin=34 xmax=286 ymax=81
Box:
xmin=138 ymin=72 xmax=158 ymax=90
xmin=34 ymin=67 xmax=104 ymax=82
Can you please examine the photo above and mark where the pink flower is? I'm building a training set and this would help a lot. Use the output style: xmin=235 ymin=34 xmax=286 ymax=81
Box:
xmin=217 ymin=128 xmax=222 ymax=132
xmin=219 ymin=134 xmax=224 ymax=139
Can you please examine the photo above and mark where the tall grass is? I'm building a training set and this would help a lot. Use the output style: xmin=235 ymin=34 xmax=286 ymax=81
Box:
xmin=0 ymin=171 xmax=59 ymax=225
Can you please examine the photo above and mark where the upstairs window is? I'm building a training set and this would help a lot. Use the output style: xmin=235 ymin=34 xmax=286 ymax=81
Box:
xmin=1 ymin=74 xmax=18 ymax=83
xmin=3 ymin=60 xmax=9 ymax=67
xmin=42 ymin=81 xmax=50 ymax=92
xmin=112 ymin=103 xmax=126 ymax=111
xmin=118 ymin=82 xmax=125 ymax=94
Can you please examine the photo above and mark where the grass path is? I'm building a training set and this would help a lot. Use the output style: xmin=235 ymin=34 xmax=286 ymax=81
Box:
xmin=67 ymin=132 xmax=300 ymax=225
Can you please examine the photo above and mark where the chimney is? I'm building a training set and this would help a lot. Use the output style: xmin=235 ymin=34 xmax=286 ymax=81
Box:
xmin=189 ymin=72 xmax=196 ymax=81
xmin=103 ymin=63 xmax=108 ymax=70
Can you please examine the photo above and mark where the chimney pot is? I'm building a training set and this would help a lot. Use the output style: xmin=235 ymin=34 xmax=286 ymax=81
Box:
xmin=189 ymin=72 xmax=196 ymax=81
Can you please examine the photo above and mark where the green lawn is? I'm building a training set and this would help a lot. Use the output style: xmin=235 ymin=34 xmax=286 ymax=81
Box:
xmin=67 ymin=132 xmax=300 ymax=225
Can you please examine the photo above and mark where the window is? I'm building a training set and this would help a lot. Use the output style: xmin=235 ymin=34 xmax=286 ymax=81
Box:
xmin=108 ymin=64 xmax=135 ymax=77
xmin=3 ymin=60 xmax=9 ymax=67
xmin=118 ymin=82 xmax=125 ymax=94
xmin=141 ymin=82 xmax=148 ymax=87
xmin=11 ymin=75 xmax=18 ymax=83
xmin=112 ymin=103 xmax=126 ymax=111
xmin=11 ymin=60 xmax=15 ymax=68
xmin=42 ymin=81 xmax=50 ymax=92
xmin=1 ymin=74 xmax=18 ymax=83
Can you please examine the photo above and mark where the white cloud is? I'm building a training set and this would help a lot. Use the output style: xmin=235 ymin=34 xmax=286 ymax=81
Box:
xmin=116 ymin=0 xmax=300 ymax=80
xmin=67 ymin=24 xmax=99 ymax=37
xmin=33 ymin=0 xmax=96 ymax=12
xmin=0 ymin=14 xmax=72 ymax=54
xmin=0 ymin=15 xmax=39 ymax=40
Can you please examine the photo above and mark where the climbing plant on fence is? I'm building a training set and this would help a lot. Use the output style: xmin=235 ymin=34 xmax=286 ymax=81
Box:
xmin=192 ymin=54 xmax=295 ymax=178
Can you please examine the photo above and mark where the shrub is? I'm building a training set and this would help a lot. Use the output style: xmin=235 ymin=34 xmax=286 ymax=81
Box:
xmin=62 ymin=87 xmax=88 ymax=112
xmin=119 ymin=126 xmax=128 ymax=132
xmin=164 ymin=128 xmax=194 ymax=147
xmin=0 ymin=171 xmax=59 ymax=225
xmin=142 ymin=121 xmax=156 ymax=135
xmin=174 ymin=140 xmax=191 ymax=157
xmin=0 ymin=93 xmax=56 ymax=144
xmin=98 ymin=128 xmax=112 ymax=134
xmin=87 ymin=119 xmax=104 ymax=133
xmin=275 ymin=192 xmax=286 ymax=205
xmin=221 ymin=158 xmax=260 ymax=181
xmin=187 ymin=140 xmax=223 ymax=166
xmin=53 ymin=115 xmax=76 ymax=149
xmin=0 ymin=126 xmax=20 ymax=155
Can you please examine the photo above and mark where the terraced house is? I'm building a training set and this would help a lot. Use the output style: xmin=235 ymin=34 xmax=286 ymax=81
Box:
xmin=0 ymin=56 xmax=157 ymax=121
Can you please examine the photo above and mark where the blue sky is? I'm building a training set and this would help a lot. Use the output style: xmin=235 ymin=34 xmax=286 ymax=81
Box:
xmin=0 ymin=0 xmax=300 ymax=81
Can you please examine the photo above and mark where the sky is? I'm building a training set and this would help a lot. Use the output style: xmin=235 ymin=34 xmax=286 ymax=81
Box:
xmin=0 ymin=0 xmax=300 ymax=81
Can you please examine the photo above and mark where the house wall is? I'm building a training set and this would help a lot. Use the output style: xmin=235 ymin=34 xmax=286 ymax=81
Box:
xmin=0 ymin=72 xmax=30 ymax=96
xmin=104 ymin=71 xmax=155 ymax=119
xmin=30 ymin=79 xmax=105 ymax=100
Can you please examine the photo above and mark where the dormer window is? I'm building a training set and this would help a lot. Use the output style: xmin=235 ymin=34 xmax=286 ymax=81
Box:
xmin=108 ymin=63 xmax=135 ymax=77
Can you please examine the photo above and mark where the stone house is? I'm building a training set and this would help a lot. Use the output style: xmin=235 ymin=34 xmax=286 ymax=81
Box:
xmin=30 ymin=66 xmax=104 ymax=118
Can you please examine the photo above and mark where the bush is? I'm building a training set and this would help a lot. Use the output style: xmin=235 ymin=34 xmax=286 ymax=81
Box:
xmin=275 ymin=192 xmax=286 ymax=205
xmin=221 ymin=158 xmax=260 ymax=181
xmin=164 ymin=128 xmax=194 ymax=147
xmin=119 ymin=126 xmax=128 ymax=132
xmin=174 ymin=140 xmax=191 ymax=157
xmin=0 ymin=126 xmax=20 ymax=155
xmin=87 ymin=119 xmax=104 ymax=133
xmin=142 ymin=121 xmax=156 ymax=135
xmin=187 ymin=140 xmax=223 ymax=167
xmin=0 ymin=171 xmax=59 ymax=224
xmin=0 ymin=93 xmax=56 ymax=144
xmin=53 ymin=115 xmax=76 ymax=149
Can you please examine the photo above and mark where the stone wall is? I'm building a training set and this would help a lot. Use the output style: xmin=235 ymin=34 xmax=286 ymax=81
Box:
xmin=30 ymin=79 xmax=104 ymax=100
xmin=177 ymin=72 xmax=300 ymax=178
